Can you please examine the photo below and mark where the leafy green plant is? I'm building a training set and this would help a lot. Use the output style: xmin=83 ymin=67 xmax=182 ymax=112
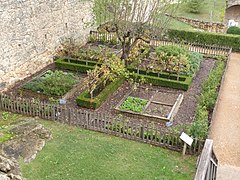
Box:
xmin=0 ymin=133 xmax=13 ymax=143
xmin=120 ymin=96 xmax=148 ymax=113
xmin=1 ymin=112 xmax=10 ymax=121
xmin=184 ymin=52 xmax=203 ymax=76
xmin=22 ymin=70 xmax=78 ymax=96
xmin=227 ymin=26 xmax=240 ymax=35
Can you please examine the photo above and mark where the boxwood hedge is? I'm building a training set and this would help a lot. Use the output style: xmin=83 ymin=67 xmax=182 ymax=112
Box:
xmin=55 ymin=58 xmax=98 ymax=72
xmin=166 ymin=29 xmax=240 ymax=51
xmin=127 ymin=68 xmax=193 ymax=91
xmin=76 ymin=77 xmax=125 ymax=109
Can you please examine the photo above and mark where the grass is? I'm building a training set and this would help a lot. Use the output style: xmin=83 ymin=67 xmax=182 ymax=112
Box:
xmin=19 ymin=119 xmax=197 ymax=180
xmin=173 ymin=0 xmax=226 ymax=22
xmin=169 ymin=18 xmax=195 ymax=31
xmin=0 ymin=111 xmax=19 ymax=143
xmin=168 ymin=0 xmax=226 ymax=30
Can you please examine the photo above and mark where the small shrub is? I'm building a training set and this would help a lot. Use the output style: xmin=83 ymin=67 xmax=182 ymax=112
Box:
xmin=154 ymin=45 xmax=190 ymax=79
xmin=190 ymin=105 xmax=208 ymax=139
xmin=227 ymin=26 xmax=240 ymax=35
xmin=184 ymin=52 xmax=203 ymax=76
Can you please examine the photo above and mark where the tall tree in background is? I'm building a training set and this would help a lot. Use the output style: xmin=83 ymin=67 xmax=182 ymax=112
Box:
xmin=93 ymin=0 xmax=180 ymax=61
xmin=187 ymin=0 xmax=205 ymax=14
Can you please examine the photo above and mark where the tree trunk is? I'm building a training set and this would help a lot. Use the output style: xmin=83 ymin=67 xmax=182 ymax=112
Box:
xmin=121 ymin=40 xmax=131 ymax=65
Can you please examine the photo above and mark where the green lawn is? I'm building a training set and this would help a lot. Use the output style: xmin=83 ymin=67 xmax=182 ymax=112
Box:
xmin=19 ymin=119 xmax=197 ymax=180
xmin=173 ymin=0 xmax=226 ymax=22
xmin=168 ymin=0 xmax=226 ymax=30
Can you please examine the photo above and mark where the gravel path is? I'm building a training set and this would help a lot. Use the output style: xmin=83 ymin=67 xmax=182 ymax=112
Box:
xmin=209 ymin=53 xmax=240 ymax=178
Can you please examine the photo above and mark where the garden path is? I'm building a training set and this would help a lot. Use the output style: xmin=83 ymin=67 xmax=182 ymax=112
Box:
xmin=209 ymin=53 xmax=240 ymax=179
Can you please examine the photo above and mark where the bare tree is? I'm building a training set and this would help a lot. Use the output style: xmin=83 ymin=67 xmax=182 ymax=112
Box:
xmin=93 ymin=0 xmax=180 ymax=61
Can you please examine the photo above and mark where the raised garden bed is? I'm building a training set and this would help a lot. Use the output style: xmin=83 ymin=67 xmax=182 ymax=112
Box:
xmin=115 ymin=87 xmax=184 ymax=122
xmin=20 ymin=70 xmax=81 ymax=100
xmin=76 ymin=78 xmax=125 ymax=109
xmin=55 ymin=58 xmax=98 ymax=73
xmin=128 ymin=68 xmax=193 ymax=90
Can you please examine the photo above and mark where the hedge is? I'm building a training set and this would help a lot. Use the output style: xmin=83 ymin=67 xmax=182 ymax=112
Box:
xmin=227 ymin=26 xmax=240 ymax=35
xmin=190 ymin=56 xmax=226 ymax=139
xmin=166 ymin=29 xmax=240 ymax=51
xmin=55 ymin=58 xmax=98 ymax=72
xmin=127 ymin=68 xmax=192 ymax=91
xmin=76 ymin=77 xmax=125 ymax=109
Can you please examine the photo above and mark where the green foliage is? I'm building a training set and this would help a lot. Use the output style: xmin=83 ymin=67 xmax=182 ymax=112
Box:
xmin=156 ymin=45 xmax=188 ymax=57
xmin=0 ymin=133 xmax=13 ymax=143
xmin=200 ymin=57 xmax=225 ymax=111
xmin=85 ymin=54 xmax=126 ymax=98
xmin=184 ymin=52 xmax=203 ymax=76
xmin=227 ymin=26 xmax=240 ymax=35
xmin=190 ymin=105 xmax=208 ymax=139
xmin=22 ymin=70 xmax=78 ymax=96
xmin=76 ymin=78 xmax=125 ymax=109
xmin=55 ymin=58 xmax=97 ymax=72
xmin=1 ymin=112 xmax=10 ymax=121
xmin=190 ymin=56 xmax=226 ymax=139
xmin=154 ymin=45 xmax=190 ymax=78
xmin=186 ymin=0 xmax=205 ymax=14
xmin=167 ymin=29 xmax=240 ymax=52
xmin=120 ymin=96 xmax=148 ymax=113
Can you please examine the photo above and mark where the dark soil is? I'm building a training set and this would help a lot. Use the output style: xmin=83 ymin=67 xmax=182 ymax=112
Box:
xmin=145 ymin=104 xmax=172 ymax=117
xmin=6 ymin=58 xmax=215 ymax=128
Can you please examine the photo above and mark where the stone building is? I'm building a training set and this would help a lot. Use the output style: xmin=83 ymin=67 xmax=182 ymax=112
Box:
xmin=0 ymin=0 xmax=94 ymax=90
xmin=225 ymin=0 xmax=240 ymax=27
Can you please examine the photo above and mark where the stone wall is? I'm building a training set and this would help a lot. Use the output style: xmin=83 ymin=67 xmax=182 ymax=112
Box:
xmin=166 ymin=14 xmax=226 ymax=33
xmin=227 ymin=0 xmax=240 ymax=8
xmin=0 ymin=0 xmax=94 ymax=91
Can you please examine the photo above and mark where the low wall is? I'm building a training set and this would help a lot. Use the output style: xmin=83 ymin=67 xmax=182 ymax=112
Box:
xmin=166 ymin=14 xmax=226 ymax=33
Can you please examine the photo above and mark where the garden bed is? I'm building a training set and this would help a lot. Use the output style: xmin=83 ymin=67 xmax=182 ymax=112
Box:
xmin=115 ymin=87 xmax=184 ymax=122
xmin=7 ymin=66 xmax=87 ymax=102
xmin=20 ymin=70 xmax=79 ymax=98
xmin=6 ymin=57 xmax=216 ymax=128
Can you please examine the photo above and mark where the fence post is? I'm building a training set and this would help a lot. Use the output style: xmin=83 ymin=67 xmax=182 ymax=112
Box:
xmin=194 ymin=139 xmax=217 ymax=180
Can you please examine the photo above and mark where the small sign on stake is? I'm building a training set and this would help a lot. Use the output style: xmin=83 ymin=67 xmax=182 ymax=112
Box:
xmin=180 ymin=132 xmax=193 ymax=156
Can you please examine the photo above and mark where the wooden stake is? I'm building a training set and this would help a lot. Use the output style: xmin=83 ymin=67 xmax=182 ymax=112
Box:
xmin=182 ymin=142 xmax=187 ymax=156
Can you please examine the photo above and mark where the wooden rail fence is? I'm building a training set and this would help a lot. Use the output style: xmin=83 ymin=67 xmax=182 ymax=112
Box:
xmin=0 ymin=94 xmax=204 ymax=154
xmin=89 ymin=30 xmax=231 ymax=56
xmin=195 ymin=139 xmax=218 ymax=180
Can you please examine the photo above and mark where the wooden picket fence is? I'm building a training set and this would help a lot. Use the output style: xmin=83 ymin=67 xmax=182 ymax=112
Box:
xmin=89 ymin=30 xmax=231 ymax=56
xmin=0 ymin=93 xmax=204 ymax=154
